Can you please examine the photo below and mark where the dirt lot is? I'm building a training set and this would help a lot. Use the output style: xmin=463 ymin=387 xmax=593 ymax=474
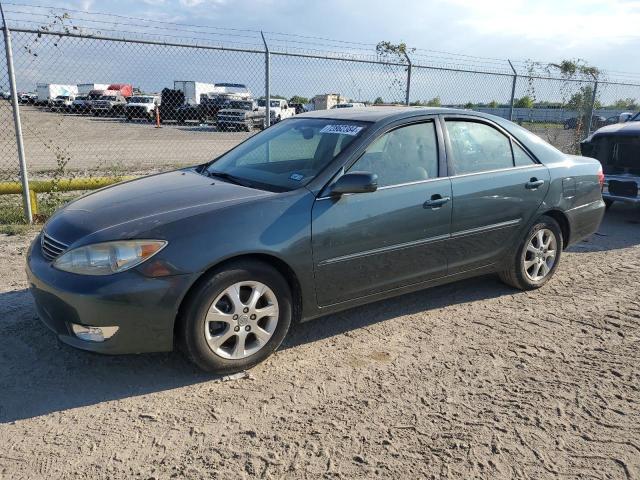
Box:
xmin=0 ymin=104 xmax=255 ymax=177
xmin=0 ymin=104 xmax=576 ymax=180
xmin=0 ymin=205 xmax=639 ymax=479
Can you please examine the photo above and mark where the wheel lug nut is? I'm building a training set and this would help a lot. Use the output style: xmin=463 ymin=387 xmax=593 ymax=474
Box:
xmin=234 ymin=326 xmax=240 ymax=332
xmin=250 ymin=314 xmax=256 ymax=320
xmin=232 ymin=314 xmax=238 ymax=320
xmin=245 ymin=326 xmax=251 ymax=331
xmin=243 ymin=307 xmax=249 ymax=313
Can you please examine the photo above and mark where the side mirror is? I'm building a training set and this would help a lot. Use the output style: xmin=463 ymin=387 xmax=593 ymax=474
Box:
xmin=331 ymin=172 xmax=378 ymax=196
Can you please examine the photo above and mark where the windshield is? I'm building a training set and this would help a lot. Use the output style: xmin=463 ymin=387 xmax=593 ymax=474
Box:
xmin=56 ymin=96 xmax=69 ymax=100
xmin=129 ymin=96 xmax=153 ymax=103
xmin=632 ymin=112 xmax=640 ymax=121
xmin=258 ymin=99 xmax=282 ymax=108
xmin=205 ymin=118 xmax=369 ymax=191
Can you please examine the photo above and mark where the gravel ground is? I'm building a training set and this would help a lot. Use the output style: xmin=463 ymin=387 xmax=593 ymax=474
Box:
xmin=0 ymin=205 xmax=639 ymax=479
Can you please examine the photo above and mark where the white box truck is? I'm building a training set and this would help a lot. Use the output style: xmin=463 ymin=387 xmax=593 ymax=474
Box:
xmin=36 ymin=84 xmax=78 ymax=105
xmin=173 ymin=81 xmax=217 ymax=105
xmin=77 ymin=83 xmax=110 ymax=95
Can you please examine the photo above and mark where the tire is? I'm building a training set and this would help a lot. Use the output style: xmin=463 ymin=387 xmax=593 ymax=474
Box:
xmin=244 ymin=123 xmax=252 ymax=132
xmin=179 ymin=260 xmax=293 ymax=374
xmin=499 ymin=215 xmax=563 ymax=290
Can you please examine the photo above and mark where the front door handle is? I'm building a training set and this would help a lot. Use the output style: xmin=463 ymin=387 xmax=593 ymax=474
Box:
xmin=423 ymin=194 xmax=451 ymax=209
xmin=526 ymin=178 xmax=545 ymax=189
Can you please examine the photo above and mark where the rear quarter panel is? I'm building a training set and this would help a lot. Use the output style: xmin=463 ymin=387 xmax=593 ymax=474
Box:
xmin=539 ymin=156 xmax=604 ymax=246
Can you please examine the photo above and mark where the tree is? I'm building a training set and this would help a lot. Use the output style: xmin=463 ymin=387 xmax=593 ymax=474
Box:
xmin=488 ymin=100 xmax=499 ymax=108
xmin=373 ymin=96 xmax=384 ymax=104
xmin=514 ymin=96 xmax=534 ymax=108
xmin=611 ymin=98 xmax=639 ymax=110
xmin=464 ymin=102 xmax=476 ymax=109
xmin=409 ymin=100 xmax=424 ymax=106
xmin=289 ymin=95 xmax=309 ymax=105
xmin=566 ymin=85 xmax=601 ymax=112
xmin=426 ymin=96 xmax=441 ymax=107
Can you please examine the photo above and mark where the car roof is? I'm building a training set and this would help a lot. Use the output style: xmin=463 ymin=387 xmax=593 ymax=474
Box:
xmin=297 ymin=106 xmax=487 ymax=123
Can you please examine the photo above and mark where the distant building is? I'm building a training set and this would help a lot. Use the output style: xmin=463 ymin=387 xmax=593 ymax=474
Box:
xmin=312 ymin=93 xmax=345 ymax=110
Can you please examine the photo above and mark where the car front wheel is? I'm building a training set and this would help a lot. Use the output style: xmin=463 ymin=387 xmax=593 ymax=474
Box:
xmin=499 ymin=215 xmax=563 ymax=290
xmin=179 ymin=261 xmax=293 ymax=374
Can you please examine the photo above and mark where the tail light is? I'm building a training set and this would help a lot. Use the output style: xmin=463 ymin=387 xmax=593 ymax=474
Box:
xmin=597 ymin=167 xmax=605 ymax=189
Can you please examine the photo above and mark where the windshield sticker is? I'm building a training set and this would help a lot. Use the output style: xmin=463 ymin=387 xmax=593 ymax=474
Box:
xmin=319 ymin=124 xmax=363 ymax=136
xmin=289 ymin=173 xmax=305 ymax=181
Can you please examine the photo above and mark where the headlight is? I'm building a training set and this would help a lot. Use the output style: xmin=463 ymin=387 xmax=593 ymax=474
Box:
xmin=53 ymin=240 xmax=167 ymax=275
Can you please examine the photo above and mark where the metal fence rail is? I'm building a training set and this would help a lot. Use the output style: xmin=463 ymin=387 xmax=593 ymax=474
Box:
xmin=1 ymin=9 xmax=640 ymax=223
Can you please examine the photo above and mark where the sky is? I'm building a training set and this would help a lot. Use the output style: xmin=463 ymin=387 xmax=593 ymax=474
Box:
xmin=41 ymin=0 xmax=640 ymax=76
xmin=3 ymin=0 xmax=640 ymax=104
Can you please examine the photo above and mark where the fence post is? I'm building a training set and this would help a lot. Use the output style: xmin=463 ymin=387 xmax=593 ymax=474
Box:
xmin=1 ymin=2 xmax=32 ymax=223
xmin=586 ymin=76 xmax=598 ymax=138
xmin=260 ymin=31 xmax=270 ymax=128
xmin=508 ymin=60 xmax=517 ymax=122
xmin=403 ymin=51 xmax=412 ymax=106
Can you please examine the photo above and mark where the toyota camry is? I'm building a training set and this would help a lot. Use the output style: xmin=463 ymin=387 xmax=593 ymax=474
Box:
xmin=27 ymin=107 xmax=605 ymax=373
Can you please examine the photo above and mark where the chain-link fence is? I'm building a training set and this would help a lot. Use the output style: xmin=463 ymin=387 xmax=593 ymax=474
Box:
xmin=1 ymin=6 xmax=640 ymax=223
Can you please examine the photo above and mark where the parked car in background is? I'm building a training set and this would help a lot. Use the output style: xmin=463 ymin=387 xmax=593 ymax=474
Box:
xmin=0 ymin=91 xmax=10 ymax=100
xmin=217 ymin=99 xmax=265 ymax=131
xmin=91 ymin=94 xmax=128 ymax=116
xmin=71 ymin=95 xmax=91 ymax=114
xmin=200 ymin=84 xmax=253 ymax=123
xmin=27 ymin=107 xmax=605 ymax=373
xmin=289 ymin=102 xmax=307 ymax=115
xmin=18 ymin=92 xmax=38 ymax=104
xmin=605 ymin=112 xmax=636 ymax=125
xmin=257 ymin=98 xmax=295 ymax=123
xmin=125 ymin=95 xmax=160 ymax=121
xmin=563 ymin=115 xmax=606 ymax=130
xmin=581 ymin=111 xmax=640 ymax=209
xmin=50 ymin=95 xmax=76 ymax=112
xmin=331 ymin=102 xmax=366 ymax=109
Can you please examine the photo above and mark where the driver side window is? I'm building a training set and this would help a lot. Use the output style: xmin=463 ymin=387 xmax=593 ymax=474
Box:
xmin=446 ymin=120 xmax=513 ymax=175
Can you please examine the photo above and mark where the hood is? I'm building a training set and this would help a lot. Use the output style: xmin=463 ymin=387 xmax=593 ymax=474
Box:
xmin=591 ymin=121 xmax=640 ymax=138
xmin=126 ymin=102 xmax=154 ymax=108
xmin=45 ymin=169 xmax=273 ymax=246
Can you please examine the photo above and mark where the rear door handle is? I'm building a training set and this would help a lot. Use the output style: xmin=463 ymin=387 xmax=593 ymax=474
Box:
xmin=526 ymin=178 xmax=545 ymax=189
xmin=423 ymin=195 xmax=450 ymax=209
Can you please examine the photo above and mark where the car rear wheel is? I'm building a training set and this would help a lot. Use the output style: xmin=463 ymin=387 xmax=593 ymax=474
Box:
xmin=499 ymin=215 xmax=563 ymax=290
xmin=179 ymin=261 xmax=292 ymax=374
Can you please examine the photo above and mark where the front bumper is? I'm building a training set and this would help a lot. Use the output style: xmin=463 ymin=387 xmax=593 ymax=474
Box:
xmin=26 ymin=235 xmax=197 ymax=354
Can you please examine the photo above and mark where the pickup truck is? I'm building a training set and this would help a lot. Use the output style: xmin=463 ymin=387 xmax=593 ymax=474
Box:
xmin=581 ymin=111 xmax=640 ymax=209
xmin=91 ymin=94 xmax=128 ymax=117
xmin=125 ymin=95 xmax=160 ymax=121
xmin=257 ymin=98 xmax=295 ymax=123
xmin=71 ymin=96 xmax=91 ymax=114
xmin=216 ymin=100 xmax=265 ymax=131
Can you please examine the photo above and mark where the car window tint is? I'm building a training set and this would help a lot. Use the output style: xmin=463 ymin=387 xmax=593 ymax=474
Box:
xmin=350 ymin=122 xmax=438 ymax=187
xmin=237 ymin=128 xmax=322 ymax=166
xmin=512 ymin=141 xmax=535 ymax=166
xmin=447 ymin=121 xmax=514 ymax=175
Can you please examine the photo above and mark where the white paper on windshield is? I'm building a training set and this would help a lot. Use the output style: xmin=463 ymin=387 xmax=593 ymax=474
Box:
xmin=319 ymin=124 xmax=363 ymax=136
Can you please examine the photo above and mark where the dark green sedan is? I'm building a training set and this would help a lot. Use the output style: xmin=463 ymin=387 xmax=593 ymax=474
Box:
xmin=27 ymin=107 xmax=605 ymax=373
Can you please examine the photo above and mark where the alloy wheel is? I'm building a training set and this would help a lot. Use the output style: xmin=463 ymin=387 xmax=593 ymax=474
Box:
xmin=204 ymin=281 xmax=279 ymax=360
xmin=523 ymin=228 xmax=557 ymax=282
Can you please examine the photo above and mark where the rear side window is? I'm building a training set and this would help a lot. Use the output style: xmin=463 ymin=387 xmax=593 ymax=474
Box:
xmin=349 ymin=121 xmax=439 ymax=187
xmin=512 ymin=141 xmax=535 ymax=166
xmin=446 ymin=121 xmax=513 ymax=175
